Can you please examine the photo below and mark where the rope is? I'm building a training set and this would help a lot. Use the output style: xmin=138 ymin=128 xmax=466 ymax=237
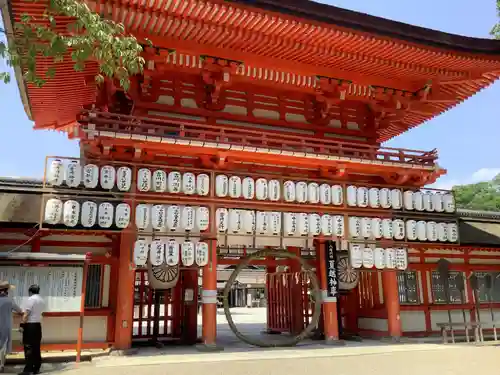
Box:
xmin=222 ymin=249 xmax=322 ymax=347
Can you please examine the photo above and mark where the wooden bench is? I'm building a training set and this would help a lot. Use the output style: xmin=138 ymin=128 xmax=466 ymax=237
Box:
xmin=436 ymin=322 xmax=483 ymax=344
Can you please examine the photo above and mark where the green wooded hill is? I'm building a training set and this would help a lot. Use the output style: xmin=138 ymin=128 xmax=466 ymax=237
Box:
xmin=452 ymin=174 xmax=500 ymax=212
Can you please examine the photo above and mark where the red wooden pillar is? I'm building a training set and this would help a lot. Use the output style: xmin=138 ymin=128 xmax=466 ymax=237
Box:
xmin=289 ymin=247 xmax=304 ymax=334
xmin=266 ymin=256 xmax=276 ymax=332
xmin=183 ymin=268 xmax=199 ymax=344
xmin=202 ymin=239 xmax=218 ymax=347
xmin=317 ymin=240 xmax=340 ymax=343
xmin=114 ymin=230 xmax=136 ymax=350
xmin=382 ymin=270 xmax=402 ymax=339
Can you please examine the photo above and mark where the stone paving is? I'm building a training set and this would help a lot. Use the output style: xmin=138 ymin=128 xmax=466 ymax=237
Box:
xmin=3 ymin=308 xmax=500 ymax=374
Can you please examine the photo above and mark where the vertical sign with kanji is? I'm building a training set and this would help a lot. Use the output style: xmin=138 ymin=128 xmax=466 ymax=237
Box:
xmin=325 ymin=240 xmax=338 ymax=300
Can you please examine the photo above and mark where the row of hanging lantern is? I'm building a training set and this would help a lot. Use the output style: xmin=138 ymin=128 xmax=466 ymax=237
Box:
xmin=135 ymin=204 xmax=209 ymax=232
xmin=215 ymin=209 xmax=345 ymax=237
xmin=349 ymin=245 xmax=408 ymax=270
xmin=348 ymin=216 xmax=458 ymax=242
xmin=44 ymin=198 xmax=131 ymax=228
xmin=46 ymin=160 xmax=211 ymax=195
xmin=133 ymin=238 xmax=209 ymax=267
xmin=346 ymin=186 xmax=455 ymax=213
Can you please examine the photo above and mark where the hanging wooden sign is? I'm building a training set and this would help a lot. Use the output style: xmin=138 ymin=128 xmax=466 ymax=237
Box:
xmin=324 ymin=240 xmax=339 ymax=300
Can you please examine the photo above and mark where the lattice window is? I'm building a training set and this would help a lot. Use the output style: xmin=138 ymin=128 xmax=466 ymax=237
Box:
xmin=84 ymin=264 xmax=103 ymax=308
xmin=397 ymin=271 xmax=419 ymax=304
xmin=431 ymin=271 xmax=465 ymax=304
xmin=473 ymin=272 xmax=500 ymax=303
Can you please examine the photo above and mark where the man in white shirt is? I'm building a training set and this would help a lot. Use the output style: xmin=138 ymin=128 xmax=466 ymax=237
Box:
xmin=20 ymin=285 xmax=45 ymax=375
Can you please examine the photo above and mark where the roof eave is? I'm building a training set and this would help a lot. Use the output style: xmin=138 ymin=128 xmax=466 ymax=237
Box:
xmin=0 ymin=0 xmax=33 ymax=121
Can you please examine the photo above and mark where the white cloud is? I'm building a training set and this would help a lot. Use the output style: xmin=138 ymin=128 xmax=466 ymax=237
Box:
xmin=429 ymin=168 xmax=500 ymax=190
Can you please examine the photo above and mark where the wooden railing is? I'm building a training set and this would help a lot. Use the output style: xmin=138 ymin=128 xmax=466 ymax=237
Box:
xmin=78 ymin=110 xmax=438 ymax=167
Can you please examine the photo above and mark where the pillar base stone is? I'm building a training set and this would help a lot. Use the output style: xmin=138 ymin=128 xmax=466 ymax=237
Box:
xmin=196 ymin=343 xmax=224 ymax=352
xmin=109 ymin=348 xmax=139 ymax=356
xmin=380 ymin=336 xmax=408 ymax=344
xmin=324 ymin=338 xmax=346 ymax=346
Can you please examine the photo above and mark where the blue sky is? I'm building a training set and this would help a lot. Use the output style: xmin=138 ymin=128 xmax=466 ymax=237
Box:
xmin=0 ymin=0 xmax=499 ymax=189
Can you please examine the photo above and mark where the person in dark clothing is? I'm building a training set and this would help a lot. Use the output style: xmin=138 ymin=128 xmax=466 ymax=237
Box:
xmin=19 ymin=285 xmax=45 ymax=375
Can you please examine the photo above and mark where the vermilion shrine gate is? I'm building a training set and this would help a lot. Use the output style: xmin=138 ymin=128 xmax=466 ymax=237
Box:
xmin=2 ymin=0 xmax=500 ymax=352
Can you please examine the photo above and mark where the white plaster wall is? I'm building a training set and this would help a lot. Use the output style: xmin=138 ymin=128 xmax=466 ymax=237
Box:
xmin=400 ymin=311 xmax=426 ymax=332
xmin=478 ymin=308 xmax=500 ymax=328
xmin=358 ymin=317 xmax=388 ymax=331
xmin=431 ymin=310 xmax=471 ymax=331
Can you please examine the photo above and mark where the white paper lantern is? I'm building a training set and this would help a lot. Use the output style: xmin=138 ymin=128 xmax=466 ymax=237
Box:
xmin=348 ymin=216 xmax=361 ymax=238
xmin=116 ymin=167 xmax=132 ymax=192
xmin=243 ymin=210 xmax=256 ymax=234
xmin=443 ymin=194 xmax=456 ymax=213
xmin=98 ymin=202 xmax=114 ymax=228
xmin=426 ymin=221 xmax=438 ymax=242
xmin=395 ymin=248 xmax=408 ymax=270
xmin=319 ymin=184 xmax=331 ymax=205
xmin=332 ymin=185 xmax=343 ymax=206
xmin=371 ymin=218 xmax=383 ymax=239
xmin=196 ymin=207 xmax=210 ymax=231
xmin=100 ymin=166 xmax=116 ymax=190
xmin=181 ymin=241 xmax=195 ymax=266
xmin=268 ymin=180 xmax=280 ymax=201
xmin=256 ymin=211 xmax=269 ymax=234
xmin=413 ymin=191 xmax=424 ymax=211
xmin=137 ymin=168 xmax=152 ymax=192
xmin=362 ymin=248 xmax=374 ymax=268
xmin=284 ymin=213 xmax=298 ymax=235
xmin=135 ymin=204 xmax=150 ymax=230
xmin=423 ymin=192 xmax=434 ymax=212
xmin=228 ymin=209 xmax=243 ymax=233
xmin=391 ymin=189 xmax=403 ymax=210
xmin=81 ymin=201 xmax=97 ymax=228
xmin=385 ymin=248 xmax=396 ymax=269
xmin=181 ymin=206 xmax=195 ymax=231
xmin=349 ymin=245 xmax=363 ymax=269
xmin=297 ymin=213 xmax=309 ymax=235
xmin=195 ymin=242 xmax=209 ymax=267
xmin=115 ymin=203 xmax=131 ymax=229
xmin=432 ymin=193 xmax=445 ymax=213
xmin=152 ymin=170 xmax=167 ymax=192
xmin=283 ymin=181 xmax=296 ymax=202
xmin=403 ymin=191 xmax=414 ymax=210
xmin=406 ymin=220 xmax=418 ymax=241
xmin=379 ymin=188 xmax=392 ymax=209
xmin=416 ymin=220 xmax=427 ymax=241
xmin=216 ymin=208 xmax=229 ymax=232
xmin=83 ymin=164 xmax=99 ymax=189
xmin=228 ymin=176 xmax=242 ymax=198
xmin=382 ymin=219 xmax=393 ymax=239
xmin=196 ymin=174 xmax=210 ymax=196
xmin=168 ymin=171 xmax=182 ymax=193
xmin=295 ymin=182 xmax=308 ymax=203
xmin=215 ymin=175 xmax=229 ymax=197
xmin=308 ymin=214 xmax=321 ymax=236
xmin=447 ymin=223 xmax=459 ymax=242
xmin=269 ymin=212 xmax=281 ymax=235
xmin=321 ymin=214 xmax=333 ymax=235
xmin=368 ymin=188 xmax=380 ymax=208
xmin=150 ymin=239 xmax=165 ymax=266
xmin=151 ymin=204 xmax=167 ymax=231
xmin=392 ymin=219 xmax=405 ymax=240
xmin=133 ymin=239 xmax=149 ymax=267
xmin=437 ymin=222 xmax=448 ymax=242
xmin=182 ymin=173 xmax=196 ymax=195
xmin=242 ymin=177 xmax=255 ymax=200
xmin=374 ymin=248 xmax=386 ymax=269
xmin=166 ymin=205 xmax=181 ymax=231
xmin=346 ymin=186 xmax=357 ymax=207
xmin=63 ymin=200 xmax=80 ymax=227
xmin=65 ymin=161 xmax=81 ymax=188
xmin=256 ymin=178 xmax=268 ymax=200
xmin=47 ymin=159 xmax=64 ymax=186
xmin=357 ymin=187 xmax=369 ymax=207
xmin=333 ymin=215 xmax=344 ymax=237
xmin=165 ymin=239 xmax=180 ymax=266
xmin=308 ymin=183 xmax=320 ymax=204
xmin=361 ymin=217 xmax=372 ymax=238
